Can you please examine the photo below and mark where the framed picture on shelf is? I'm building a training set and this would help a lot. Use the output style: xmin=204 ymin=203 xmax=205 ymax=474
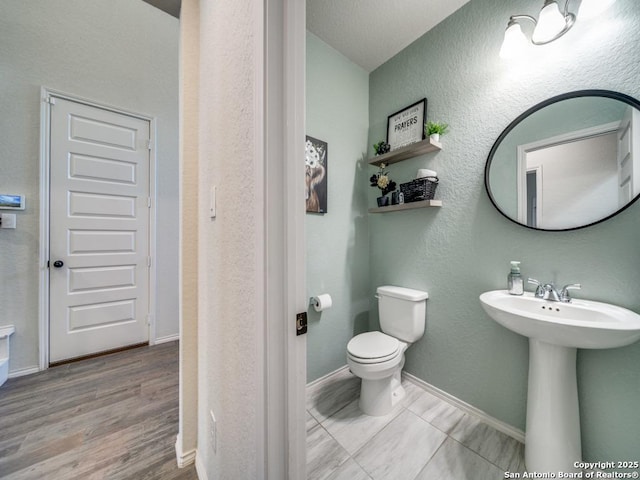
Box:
xmin=386 ymin=98 xmax=427 ymax=151
xmin=305 ymin=135 xmax=328 ymax=214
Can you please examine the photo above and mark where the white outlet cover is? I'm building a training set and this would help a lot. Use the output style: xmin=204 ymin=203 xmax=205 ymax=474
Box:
xmin=0 ymin=213 xmax=17 ymax=229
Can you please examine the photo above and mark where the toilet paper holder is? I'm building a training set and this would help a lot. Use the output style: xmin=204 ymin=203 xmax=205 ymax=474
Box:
xmin=309 ymin=294 xmax=332 ymax=312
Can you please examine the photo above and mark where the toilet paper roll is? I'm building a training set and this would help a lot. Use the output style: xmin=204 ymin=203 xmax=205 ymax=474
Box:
xmin=416 ymin=168 xmax=437 ymax=179
xmin=312 ymin=294 xmax=333 ymax=312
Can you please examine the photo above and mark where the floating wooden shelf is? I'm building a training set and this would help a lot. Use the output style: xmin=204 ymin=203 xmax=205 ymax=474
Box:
xmin=368 ymin=199 xmax=442 ymax=213
xmin=368 ymin=138 xmax=442 ymax=166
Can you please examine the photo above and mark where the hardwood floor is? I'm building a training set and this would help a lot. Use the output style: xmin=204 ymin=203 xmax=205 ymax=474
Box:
xmin=0 ymin=341 xmax=198 ymax=480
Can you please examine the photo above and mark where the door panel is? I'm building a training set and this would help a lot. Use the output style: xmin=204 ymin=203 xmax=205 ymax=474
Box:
xmin=69 ymin=154 xmax=137 ymax=184
xmin=68 ymin=230 xmax=136 ymax=254
xmin=68 ymin=191 xmax=137 ymax=218
xmin=68 ymin=299 xmax=136 ymax=331
xmin=49 ymin=97 xmax=150 ymax=363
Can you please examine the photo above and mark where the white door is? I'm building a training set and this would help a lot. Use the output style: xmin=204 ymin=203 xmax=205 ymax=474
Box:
xmin=48 ymin=96 xmax=151 ymax=363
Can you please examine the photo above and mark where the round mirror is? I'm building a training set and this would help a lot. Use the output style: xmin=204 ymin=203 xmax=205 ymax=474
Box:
xmin=485 ymin=90 xmax=640 ymax=231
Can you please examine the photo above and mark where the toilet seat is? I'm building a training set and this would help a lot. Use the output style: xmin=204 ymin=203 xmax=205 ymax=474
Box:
xmin=347 ymin=331 xmax=400 ymax=364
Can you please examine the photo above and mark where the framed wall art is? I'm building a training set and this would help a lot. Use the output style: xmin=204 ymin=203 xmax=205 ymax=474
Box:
xmin=386 ymin=98 xmax=427 ymax=150
xmin=305 ymin=135 xmax=328 ymax=214
xmin=0 ymin=194 xmax=25 ymax=210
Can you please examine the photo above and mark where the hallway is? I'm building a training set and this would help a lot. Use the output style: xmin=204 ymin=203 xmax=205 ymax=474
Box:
xmin=0 ymin=342 xmax=197 ymax=479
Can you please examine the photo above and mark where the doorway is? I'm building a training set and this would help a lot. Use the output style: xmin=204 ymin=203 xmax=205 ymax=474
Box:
xmin=42 ymin=92 xmax=154 ymax=365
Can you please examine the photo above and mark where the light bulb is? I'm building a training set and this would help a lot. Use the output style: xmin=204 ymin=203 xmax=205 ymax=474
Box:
xmin=532 ymin=1 xmax=567 ymax=43
xmin=500 ymin=21 xmax=529 ymax=59
xmin=579 ymin=0 xmax=616 ymax=20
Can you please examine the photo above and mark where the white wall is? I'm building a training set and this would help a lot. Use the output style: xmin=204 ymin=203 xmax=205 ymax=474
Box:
xmin=0 ymin=0 xmax=179 ymax=373
xmin=194 ymin=1 xmax=261 ymax=477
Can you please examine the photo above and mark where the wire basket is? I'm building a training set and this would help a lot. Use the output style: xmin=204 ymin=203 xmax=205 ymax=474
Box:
xmin=399 ymin=176 xmax=439 ymax=203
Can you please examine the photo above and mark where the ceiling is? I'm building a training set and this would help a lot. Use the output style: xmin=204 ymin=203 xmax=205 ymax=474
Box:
xmin=307 ymin=0 xmax=472 ymax=72
xmin=142 ymin=0 xmax=181 ymax=18
xmin=141 ymin=0 xmax=472 ymax=72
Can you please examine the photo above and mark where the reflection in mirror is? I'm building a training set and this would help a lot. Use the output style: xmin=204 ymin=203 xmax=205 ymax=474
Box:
xmin=485 ymin=91 xmax=640 ymax=231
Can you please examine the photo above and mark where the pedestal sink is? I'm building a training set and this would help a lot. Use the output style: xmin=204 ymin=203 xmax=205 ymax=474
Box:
xmin=479 ymin=290 xmax=640 ymax=474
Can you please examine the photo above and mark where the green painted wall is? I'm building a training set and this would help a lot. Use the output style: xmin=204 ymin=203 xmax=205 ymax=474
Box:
xmin=367 ymin=0 xmax=640 ymax=462
xmin=306 ymin=32 xmax=370 ymax=382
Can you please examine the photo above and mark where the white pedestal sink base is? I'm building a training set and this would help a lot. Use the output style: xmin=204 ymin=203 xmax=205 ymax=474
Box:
xmin=526 ymin=339 xmax=582 ymax=473
xmin=480 ymin=291 xmax=640 ymax=474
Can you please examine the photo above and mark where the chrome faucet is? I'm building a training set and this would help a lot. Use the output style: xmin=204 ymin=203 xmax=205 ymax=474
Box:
xmin=528 ymin=278 xmax=581 ymax=303
xmin=559 ymin=283 xmax=581 ymax=303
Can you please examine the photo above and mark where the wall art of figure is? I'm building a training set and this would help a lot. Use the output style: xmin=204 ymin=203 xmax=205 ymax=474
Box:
xmin=305 ymin=135 xmax=328 ymax=213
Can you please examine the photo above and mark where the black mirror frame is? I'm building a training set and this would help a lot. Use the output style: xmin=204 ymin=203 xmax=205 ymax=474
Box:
xmin=484 ymin=89 xmax=640 ymax=232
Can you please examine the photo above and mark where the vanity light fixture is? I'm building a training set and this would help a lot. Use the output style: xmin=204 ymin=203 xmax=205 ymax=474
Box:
xmin=499 ymin=0 xmax=617 ymax=59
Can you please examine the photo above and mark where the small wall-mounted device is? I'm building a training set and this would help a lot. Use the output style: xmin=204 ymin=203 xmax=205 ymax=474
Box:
xmin=0 ymin=194 xmax=25 ymax=210
xmin=0 ymin=214 xmax=17 ymax=229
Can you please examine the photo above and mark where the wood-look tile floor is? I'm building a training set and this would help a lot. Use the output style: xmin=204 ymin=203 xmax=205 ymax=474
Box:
xmin=307 ymin=368 xmax=526 ymax=480
xmin=0 ymin=341 xmax=198 ymax=480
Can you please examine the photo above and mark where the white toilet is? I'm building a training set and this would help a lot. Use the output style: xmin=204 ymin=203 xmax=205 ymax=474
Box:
xmin=347 ymin=285 xmax=428 ymax=416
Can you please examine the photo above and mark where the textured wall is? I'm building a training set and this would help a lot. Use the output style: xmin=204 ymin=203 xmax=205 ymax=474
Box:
xmin=197 ymin=1 xmax=259 ymax=477
xmin=368 ymin=0 xmax=640 ymax=461
xmin=306 ymin=32 xmax=370 ymax=382
xmin=0 ymin=0 xmax=179 ymax=373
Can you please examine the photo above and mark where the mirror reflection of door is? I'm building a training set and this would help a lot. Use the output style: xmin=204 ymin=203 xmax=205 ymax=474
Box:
xmin=526 ymin=168 xmax=540 ymax=228
xmin=517 ymin=123 xmax=620 ymax=230
xmin=617 ymin=106 xmax=640 ymax=206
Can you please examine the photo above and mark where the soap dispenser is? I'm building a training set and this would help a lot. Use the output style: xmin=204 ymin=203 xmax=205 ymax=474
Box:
xmin=508 ymin=261 xmax=523 ymax=295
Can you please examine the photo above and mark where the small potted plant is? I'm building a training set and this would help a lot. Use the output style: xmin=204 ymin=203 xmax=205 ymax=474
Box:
xmin=373 ymin=140 xmax=390 ymax=156
xmin=370 ymin=162 xmax=397 ymax=207
xmin=425 ymin=121 xmax=449 ymax=143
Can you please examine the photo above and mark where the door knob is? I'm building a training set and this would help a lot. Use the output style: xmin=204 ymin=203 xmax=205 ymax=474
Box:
xmin=53 ymin=260 xmax=64 ymax=268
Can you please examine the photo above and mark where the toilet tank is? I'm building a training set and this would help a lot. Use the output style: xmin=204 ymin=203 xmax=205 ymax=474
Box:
xmin=377 ymin=286 xmax=428 ymax=343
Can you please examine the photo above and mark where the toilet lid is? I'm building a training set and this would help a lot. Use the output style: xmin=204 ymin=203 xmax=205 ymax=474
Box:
xmin=347 ymin=331 xmax=399 ymax=360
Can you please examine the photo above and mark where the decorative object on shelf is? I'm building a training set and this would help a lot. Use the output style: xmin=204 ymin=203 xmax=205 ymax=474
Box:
xmin=400 ymin=176 xmax=439 ymax=203
xmin=416 ymin=168 xmax=437 ymax=179
xmin=370 ymin=162 xmax=397 ymax=207
xmin=391 ymin=191 xmax=400 ymax=205
xmin=373 ymin=140 xmax=391 ymax=156
xmin=305 ymin=135 xmax=328 ymax=214
xmin=377 ymin=196 xmax=390 ymax=207
xmin=386 ymin=98 xmax=427 ymax=151
xmin=499 ymin=0 xmax=616 ymax=59
xmin=425 ymin=121 xmax=448 ymax=143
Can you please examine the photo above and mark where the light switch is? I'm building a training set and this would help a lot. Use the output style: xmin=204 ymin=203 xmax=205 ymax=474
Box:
xmin=0 ymin=213 xmax=17 ymax=229
xmin=210 ymin=186 xmax=216 ymax=218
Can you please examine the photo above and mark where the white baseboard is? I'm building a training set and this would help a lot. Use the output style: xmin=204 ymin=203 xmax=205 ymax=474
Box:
xmin=154 ymin=334 xmax=180 ymax=345
xmin=175 ymin=434 xmax=197 ymax=468
xmin=195 ymin=450 xmax=208 ymax=480
xmin=402 ymin=371 xmax=525 ymax=443
xmin=306 ymin=365 xmax=350 ymax=389
xmin=9 ymin=365 xmax=40 ymax=378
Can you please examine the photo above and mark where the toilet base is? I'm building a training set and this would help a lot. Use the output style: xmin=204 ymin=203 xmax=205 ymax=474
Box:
xmin=359 ymin=369 xmax=404 ymax=416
